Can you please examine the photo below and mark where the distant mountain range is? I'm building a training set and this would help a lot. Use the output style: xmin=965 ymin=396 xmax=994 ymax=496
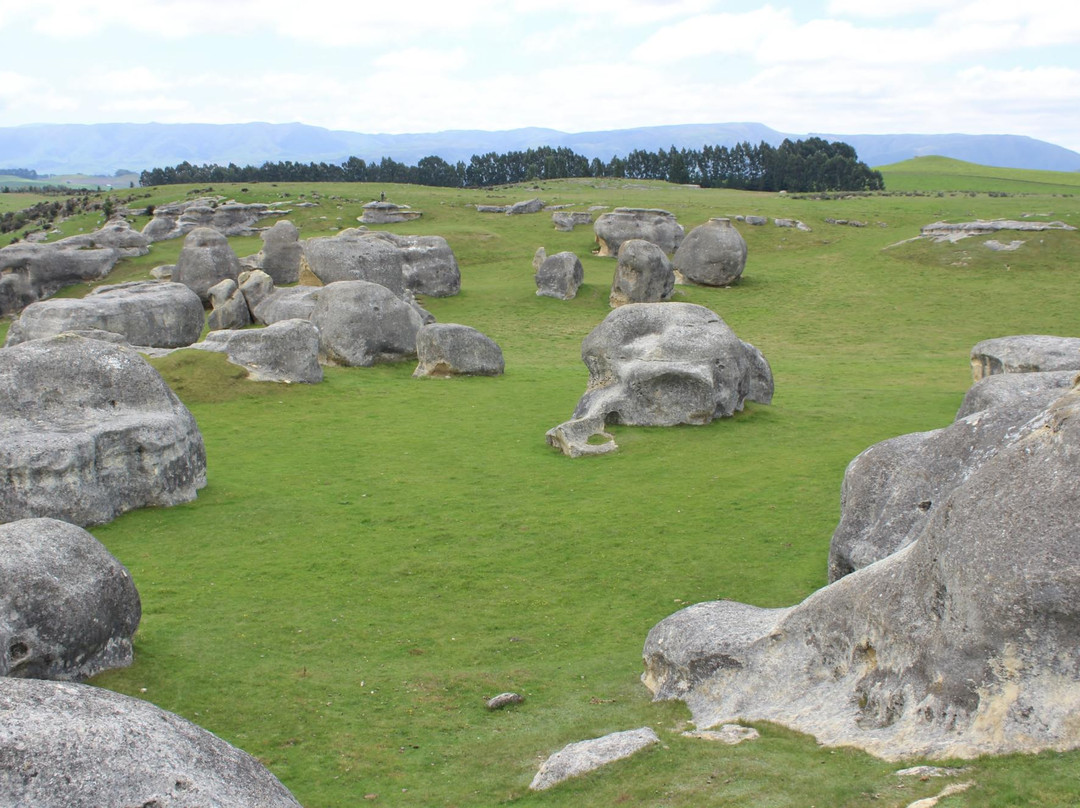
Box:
xmin=2 ymin=122 xmax=1079 ymax=176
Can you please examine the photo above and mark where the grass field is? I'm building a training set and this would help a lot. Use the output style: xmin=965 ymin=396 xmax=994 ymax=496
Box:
xmin=5 ymin=162 xmax=1080 ymax=806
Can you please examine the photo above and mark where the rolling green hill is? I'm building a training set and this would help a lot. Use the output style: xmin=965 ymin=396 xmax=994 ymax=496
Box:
xmin=879 ymin=155 xmax=1080 ymax=194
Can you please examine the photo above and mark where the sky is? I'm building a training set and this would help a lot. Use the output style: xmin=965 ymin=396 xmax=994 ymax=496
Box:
xmin=1 ymin=0 xmax=1079 ymax=153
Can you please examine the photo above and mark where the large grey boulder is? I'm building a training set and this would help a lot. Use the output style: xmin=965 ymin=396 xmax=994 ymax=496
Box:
xmin=413 ymin=323 xmax=504 ymax=378
xmin=673 ymin=217 xmax=747 ymax=286
xmin=0 ymin=242 xmax=119 ymax=316
xmin=245 ymin=219 xmax=302 ymax=284
xmin=310 ymin=280 xmax=423 ymax=367
xmin=0 ymin=335 xmax=207 ymax=526
xmin=529 ymin=728 xmax=659 ymax=790
xmin=0 ymin=518 xmax=140 ymax=681
xmin=237 ymin=268 xmax=275 ymax=314
xmin=0 ymin=678 xmax=302 ymax=807
xmin=206 ymin=278 xmax=252 ymax=331
xmin=300 ymin=229 xmax=406 ymax=295
xmin=546 ymin=303 xmax=773 ymax=456
xmin=507 ymin=198 xmax=544 ymax=215
xmin=142 ymin=197 xmax=288 ymax=242
xmin=3 ymin=281 xmax=204 ymax=349
xmin=365 ymin=231 xmax=461 ymax=297
xmin=252 ymin=285 xmax=321 ymax=325
xmin=55 ymin=218 xmax=151 ymax=257
xmin=173 ymin=227 xmax=243 ymax=305
xmin=956 ymin=369 xmax=1077 ymax=419
xmin=360 ymin=200 xmax=421 ymax=223
xmin=195 ymin=320 xmax=322 ymax=384
xmin=535 ymin=251 xmax=584 ymax=300
xmin=552 ymin=211 xmax=593 ymax=231
xmin=594 ymin=208 xmax=684 ymax=256
xmin=644 ymin=387 xmax=1080 ymax=761
xmin=970 ymin=335 xmax=1080 ymax=380
xmin=609 ymin=238 xmax=674 ymax=307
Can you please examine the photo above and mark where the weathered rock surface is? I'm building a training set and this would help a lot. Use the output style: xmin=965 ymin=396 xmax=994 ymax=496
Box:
xmin=774 ymin=218 xmax=811 ymax=231
xmin=956 ymin=369 xmax=1077 ymax=419
xmin=529 ymin=728 xmax=659 ymax=790
xmin=921 ymin=219 xmax=1076 ymax=243
xmin=0 ymin=241 xmax=119 ymax=316
xmin=594 ymin=208 xmax=684 ymax=256
xmin=0 ymin=518 xmax=140 ymax=681
xmin=173 ymin=227 xmax=244 ymax=305
xmin=310 ymin=280 xmax=423 ymax=367
xmin=552 ymin=211 xmax=593 ymax=231
xmin=682 ymin=725 xmax=759 ymax=745
xmin=252 ymin=285 xmax=322 ymax=325
xmin=673 ymin=218 xmax=747 ymax=287
xmin=195 ymin=320 xmax=322 ymax=384
xmin=0 ymin=335 xmax=207 ymax=526
xmin=609 ymin=238 xmax=674 ymax=307
xmin=535 ymin=251 xmax=584 ymax=300
xmin=244 ymin=220 xmax=302 ymax=284
xmin=507 ymin=198 xmax=544 ymax=215
xmin=142 ymin=197 xmax=287 ymax=242
xmin=365 ymin=231 xmax=461 ymax=297
xmin=547 ymin=303 xmax=772 ymax=456
xmin=0 ymin=677 xmax=302 ymax=807
xmin=3 ymin=281 xmax=204 ymax=349
xmin=55 ymin=218 xmax=150 ymax=257
xmin=237 ymin=269 xmax=275 ymax=314
xmin=644 ymin=387 xmax=1080 ymax=761
xmin=413 ymin=323 xmax=504 ymax=378
xmin=360 ymin=200 xmax=422 ymax=224
xmin=206 ymin=278 xmax=252 ymax=331
xmin=970 ymin=335 xmax=1080 ymax=380
xmin=300 ymin=229 xmax=406 ymax=295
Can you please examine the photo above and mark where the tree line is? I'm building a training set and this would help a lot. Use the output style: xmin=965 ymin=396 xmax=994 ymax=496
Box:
xmin=138 ymin=138 xmax=883 ymax=192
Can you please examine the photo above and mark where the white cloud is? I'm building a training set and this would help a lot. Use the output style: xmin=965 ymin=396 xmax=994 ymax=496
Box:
xmin=632 ymin=6 xmax=792 ymax=61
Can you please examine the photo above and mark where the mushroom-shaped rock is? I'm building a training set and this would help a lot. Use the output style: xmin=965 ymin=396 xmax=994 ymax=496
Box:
xmin=360 ymin=200 xmax=422 ymax=224
xmin=535 ymin=251 xmax=584 ymax=300
xmin=365 ymin=231 xmax=461 ymax=297
xmin=644 ymin=387 xmax=1080 ymax=761
xmin=970 ymin=335 xmax=1080 ymax=381
xmin=594 ymin=208 xmax=684 ymax=256
xmin=673 ymin=217 xmax=747 ymax=286
xmin=413 ymin=323 xmax=504 ymax=378
xmin=547 ymin=303 xmax=772 ymax=456
xmin=0 ymin=518 xmax=140 ymax=681
xmin=310 ymin=280 xmax=423 ymax=367
xmin=196 ymin=320 xmax=323 ymax=384
xmin=529 ymin=728 xmax=659 ymax=790
xmin=3 ymin=281 xmax=204 ymax=349
xmin=0 ymin=678 xmax=302 ymax=807
xmin=173 ymin=226 xmax=243 ymax=305
xmin=251 ymin=220 xmax=302 ymax=284
xmin=0 ymin=335 xmax=207 ymax=526
xmin=956 ymin=369 xmax=1077 ymax=419
xmin=609 ymin=238 xmax=675 ymax=307
xmin=0 ymin=242 xmax=119 ymax=316
xmin=206 ymin=278 xmax=252 ymax=331
xmin=300 ymin=230 xmax=406 ymax=295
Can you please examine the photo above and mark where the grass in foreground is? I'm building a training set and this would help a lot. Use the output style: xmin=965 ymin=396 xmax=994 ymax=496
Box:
xmin=8 ymin=167 xmax=1078 ymax=806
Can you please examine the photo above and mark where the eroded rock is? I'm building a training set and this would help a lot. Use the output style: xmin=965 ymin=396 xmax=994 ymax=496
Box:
xmin=173 ymin=227 xmax=243 ymax=305
xmin=535 ymin=251 xmax=584 ymax=300
xmin=609 ymin=238 xmax=674 ymax=307
xmin=413 ymin=323 xmax=504 ymax=378
xmin=594 ymin=208 xmax=684 ymax=256
xmin=0 ymin=242 xmax=119 ymax=316
xmin=672 ymin=218 xmax=747 ymax=287
xmin=195 ymin=319 xmax=322 ymax=384
xmin=529 ymin=728 xmax=659 ymax=791
xmin=310 ymin=280 xmax=423 ymax=367
xmin=970 ymin=335 xmax=1080 ymax=381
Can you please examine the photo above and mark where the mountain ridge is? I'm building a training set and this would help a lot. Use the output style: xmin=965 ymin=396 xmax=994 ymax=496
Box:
xmin=2 ymin=121 xmax=1078 ymax=176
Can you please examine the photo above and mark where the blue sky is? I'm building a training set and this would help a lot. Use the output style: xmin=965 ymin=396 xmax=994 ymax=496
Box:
xmin=1 ymin=0 xmax=1078 ymax=152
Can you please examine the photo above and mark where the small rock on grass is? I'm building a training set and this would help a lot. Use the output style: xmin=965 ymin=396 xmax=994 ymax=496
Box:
xmin=682 ymin=724 xmax=759 ymax=745
xmin=486 ymin=692 xmax=524 ymax=710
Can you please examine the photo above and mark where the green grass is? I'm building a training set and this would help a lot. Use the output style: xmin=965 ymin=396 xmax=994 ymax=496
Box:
xmin=7 ymin=164 xmax=1080 ymax=806
xmin=879 ymin=156 xmax=1080 ymax=194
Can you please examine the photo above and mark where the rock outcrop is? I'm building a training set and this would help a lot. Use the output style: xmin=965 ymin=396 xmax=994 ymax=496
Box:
xmin=242 ymin=220 xmax=302 ymax=284
xmin=0 ymin=678 xmax=302 ymax=807
xmin=594 ymin=208 xmax=684 ymax=256
xmin=252 ymin=285 xmax=322 ymax=325
xmin=535 ymin=251 xmax=584 ymax=300
xmin=300 ymin=229 xmax=406 ymax=295
xmin=672 ymin=218 xmax=747 ymax=287
xmin=360 ymin=200 xmax=422 ymax=224
xmin=0 ymin=518 xmax=140 ymax=681
xmin=364 ymin=231 xmax=461 ymax=297
xmin=921 ymin=219 xmax=1076 ymax=243
xmin=546 ymin=303 xmax=773 ymax=456
xmin=206 ymin=278 xmax=252 ymax=331
xmin=644 ymin=386 xmax=1080 ymax=761
xmin=413 ymin=323 xmax=504 ymax=378
xmin=195 ymin=320 xmax=323 ymax=384
xmin=0 ymin=335 xmax=207 ymax=526
xmin=609 ymin=239 xmax=674 ymax=307
xmin=3 ymin=281 xmax=204 ymax=349
xmin=552 ymin=211 xmax=593 ymax=231
xmin=173 ymin=227 xmax=244 ymax=305
xmin=55 ymin=218 xmax=150 ymax=257
xmin=310 ymin=280 xmax=423 ymax=367
xmin=956 ymin=369 xmax=1077 ymax=419
xmin=0 ymin=241 xmax=119 ymax=316
xmin=142 ymin=197 xmax=287 ymax=242
xmin=970 ymin=335 xmax=1080 ymax=380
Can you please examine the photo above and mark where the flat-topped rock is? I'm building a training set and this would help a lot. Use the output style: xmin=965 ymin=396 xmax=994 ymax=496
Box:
xmin=970 ymin=335 xmax=1080 ymax=380
xmin=594 ymin=208 xmax=684 ymax=256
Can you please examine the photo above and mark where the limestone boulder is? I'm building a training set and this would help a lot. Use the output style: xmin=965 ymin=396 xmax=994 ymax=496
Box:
xmin=552 ymin=211 xmax=593 ymax=231
xmin=252 ymin=285 xmax=321 ymax=325
xmin=644 ymin=387 xmax=1080 ymax=761
xmin=0 ymin=518 xmax=140 ymax=681
xmin=3 ymin=281 xmax=204 ymax=349
xmin=413 ymin=323 xmax=504 ymax=378
xmin=0 ymin=335 xmax=207 ymax=526
xmin=173 ymin=227 xmax=243 ymax=305
xmin=245 ymin=220 xmax=302 ymax=284
xmin=594 ymin=208 xmax=684 ymax=256
xmin=206 ymin=278 xmax=252 ymax=331
xmin=300 ymin=230 xmax=406 ymax=295
xmin=195 ymin=320 xmax=322 ymax=384
xmin=530 ymin=728 xmax=659 ymax=791
xmin=535 ymin=251 xmax=584 ymax=300
xmin=956 ymin=369 xmax=1077 ymax=419
xmin=970 ymin=335 xmax=1080 ymax=381
xmin=366 ymin=231 xmax=461 ymax=297
xmin=507 ymin=198 xmax=544 ymax=215
xmin=55 ymin=218 xmax=150 ymax=257
xmin=310 ymin=280 xmax=423 ymax=367
xmin=237 ymin=269 xmax=275 ymax=314
xmin=609 ymin=239 xmax=674 ymax=307
xmin=360 ymin=200 xmax=421 ymax=224
xmin=0 ymin=242 xmax=119 ymax=316
xmin=0 ymin=678 xmax=302 ymax=807
xmin=546 ymin=303 xmax=772 ymax=456
xmin=672 ymin=217 xmax=747 ymax=287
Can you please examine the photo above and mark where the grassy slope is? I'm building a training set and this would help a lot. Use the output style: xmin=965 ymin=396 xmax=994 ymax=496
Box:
xmin=877 ymin=156 xmax=1080 ymax=194
xmin=10 ymin=167 xmax=1080 ymax=806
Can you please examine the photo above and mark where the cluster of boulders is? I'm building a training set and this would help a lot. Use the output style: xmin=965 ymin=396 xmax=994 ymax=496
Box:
xmin=642 ymin=335 xmax=1080 ymax=761
xmin=142 ymin=197 xmax=289 ymax=242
